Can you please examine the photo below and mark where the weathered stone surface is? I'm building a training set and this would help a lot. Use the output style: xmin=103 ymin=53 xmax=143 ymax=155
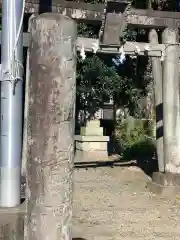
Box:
xmin=74 ymin=135 xmax=109 ymax=142
xmin=80 ymin=120 xmax=103 ymax=136
xmin=147 ymin=172 xmax=180 ymax=198
xmin=75 ymin=149 xmax=109 ymax=162
xmin=0 ymin=203 xmax=25 ymax=240
xmin=152 ymin=172 xmax=180 ymax=186
xmin=74 ymin=135 xmax=109 ymax=162
xmin=149 ymin=29 xmax=164 ymax=172
xmin=86 ymin=120 xmax=100 ymax=128
xmin=75 ymin=120 xmax=109 ymax=162
xmin=80 ymin=127 xmax=103 ymax=136
xmin=25 ymin=13 xmax=77 ymax=239
xmin=76 ymin=141 xmax=107 ymax=151
xmin=162 ymin=28 xmax=180 ymax=173
xmin=147 ymin=181 xmax=180 ymax=198
xmin=24 ymin=1 xmax=180 ymax=29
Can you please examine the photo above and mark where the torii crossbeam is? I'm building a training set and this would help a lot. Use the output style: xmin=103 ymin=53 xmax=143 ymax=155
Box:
xmin=24 ymin=0 xmax=180 ymax=28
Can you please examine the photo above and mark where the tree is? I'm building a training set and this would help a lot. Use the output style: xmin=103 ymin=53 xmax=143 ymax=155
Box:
xmin=150 ymin=0 xmax=177 ymax=10
xmin=76 ymin=54 xmax=120 ymax=119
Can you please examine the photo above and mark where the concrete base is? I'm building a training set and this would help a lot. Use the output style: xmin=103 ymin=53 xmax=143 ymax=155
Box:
xmin=80 ymin=126 xmax=104 ymax=136
xmin=75 ymin=149 xmax=109 ymax=162
xmin=0 ymin=203 xmax=25 ymax=240
xmin=80 ymin=120 xmax=103 ymax=136
xmin=147 ymin=172 xmax=180 ymax=198
xmin=74 ymin=135 xmax=109 ymax=162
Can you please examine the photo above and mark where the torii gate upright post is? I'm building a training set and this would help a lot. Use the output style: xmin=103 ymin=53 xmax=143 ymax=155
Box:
xmin=25 ymin=14 xmax=77 ymax=239
xmin=149 ymin=28 xmax=180 ymax=194
xmin=149 ymin=29 xmax=164 ymax=172
xmin=162 ymin=28 xmax=180 ymax=173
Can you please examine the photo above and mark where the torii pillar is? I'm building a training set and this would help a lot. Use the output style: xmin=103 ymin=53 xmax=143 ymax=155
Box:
xmin=148 ymin=28 xmax=180 ymax=198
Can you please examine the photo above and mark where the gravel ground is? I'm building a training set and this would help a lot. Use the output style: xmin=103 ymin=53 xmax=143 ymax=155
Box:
xmin=72 ymin=165 xmax=180 ymax=240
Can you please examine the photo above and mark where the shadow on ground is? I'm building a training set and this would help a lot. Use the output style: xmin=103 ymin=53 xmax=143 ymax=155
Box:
xmin=73 ymin=238 xmax=87 ymax=240
xmin=75 ymin=138 xmax=158 ymax=177
xmin=74 ymin=160 xmax=136 ymax=169
xmin=122 ymin=138 xmax=158 ymax=177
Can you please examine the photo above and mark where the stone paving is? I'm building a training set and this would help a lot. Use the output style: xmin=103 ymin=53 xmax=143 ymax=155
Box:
xmin=72 ymin=164 xmax=180 ymax=240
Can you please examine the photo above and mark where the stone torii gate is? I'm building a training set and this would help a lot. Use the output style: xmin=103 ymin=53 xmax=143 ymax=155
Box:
xmin=26 ymin=0 xmax=180 ymax=172
xmin=20 ymin=0 xmax=180 ymax=175
xmin=9 ymin=0 xmax=180 ymax=174
xmin=1 ymin=1 xmax=180 ymax=239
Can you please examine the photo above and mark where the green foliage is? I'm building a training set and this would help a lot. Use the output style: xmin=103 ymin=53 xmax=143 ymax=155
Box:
xmin=76 ymin=22 xmax=152 ymax=118
xmin=76 ymin=54 xmax=120 ymax=117
xmin=133 ymin=0 xmax=177 ymax=10
xmin=122 ymin=136 xmax=156 ymax=162
xmin=76 ymin=52 xmax=151 ymax=119
xmin=78 ymin=23 xmax=100 ymax=38
xmin=113 ymin=55 xmax=151 ymax=116
xmin=150 ymin=0 xmax=177 ymax=10
xmin=115 ymin=116 xmax=155 ymax=151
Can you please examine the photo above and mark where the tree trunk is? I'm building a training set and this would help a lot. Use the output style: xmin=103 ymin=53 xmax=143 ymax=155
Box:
xmin=24 ymin=13 xmax=77 ymax=240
